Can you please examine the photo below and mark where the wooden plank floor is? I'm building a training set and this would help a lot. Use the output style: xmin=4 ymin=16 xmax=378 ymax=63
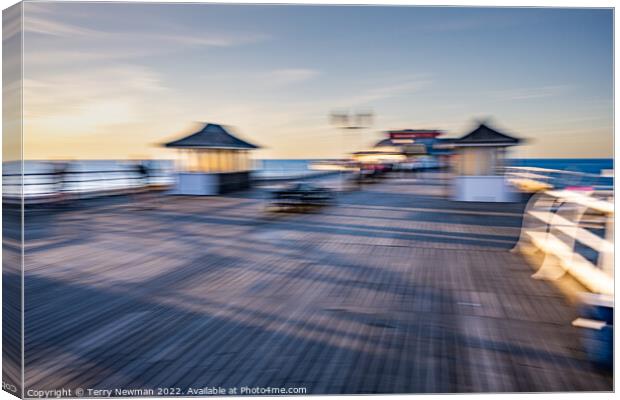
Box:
xmin=20 ymin=175 xmax=612 ymax=394
xmin=3 ymin=207 xmax=23 ymax=396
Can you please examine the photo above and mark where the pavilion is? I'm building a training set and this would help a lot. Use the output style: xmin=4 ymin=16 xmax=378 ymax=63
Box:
xmin=164 ymin=123 xmax=260 ymax=195
xmin=451 ymin=122 xmax=521 ymax=202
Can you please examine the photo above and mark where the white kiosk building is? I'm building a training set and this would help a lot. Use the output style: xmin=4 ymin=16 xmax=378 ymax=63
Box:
xmin=165 ymin=123 xmax=259 ymax=195
xmin=452 ymin=123 xmax=521 ymax=202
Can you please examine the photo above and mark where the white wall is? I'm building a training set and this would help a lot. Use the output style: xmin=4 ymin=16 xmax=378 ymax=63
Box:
xmin=173 ymin=172 xmax=219 ymax=195
xmin=453 ymin=176 xmax=517 ymax=202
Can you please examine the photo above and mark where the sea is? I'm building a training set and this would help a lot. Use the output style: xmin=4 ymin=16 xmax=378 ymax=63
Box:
xmin=2 ymin=158 xmax=613 ymax=198
xmin=509 ymin=158 xmax=613 ymax=176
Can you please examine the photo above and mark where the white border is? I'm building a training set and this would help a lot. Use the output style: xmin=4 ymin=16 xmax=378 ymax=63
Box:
xmin=0 ymin=2 xmax=616 ymax=400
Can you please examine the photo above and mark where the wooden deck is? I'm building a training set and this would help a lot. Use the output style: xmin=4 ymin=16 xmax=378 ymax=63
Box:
xmin=15 ymin=174 xmax=613 ymax=394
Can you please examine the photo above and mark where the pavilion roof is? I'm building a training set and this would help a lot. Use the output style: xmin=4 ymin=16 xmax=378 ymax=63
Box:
xmin=453 ymin=123 xmax=520 ymax=147
xmin=164 ymin=123 xmax=259 ymax=150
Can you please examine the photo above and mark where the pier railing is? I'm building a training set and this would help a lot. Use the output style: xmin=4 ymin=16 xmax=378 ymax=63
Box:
xmin=504 ymin=166 xmax=613 ymax=192
xmin=513 ymin=188 xmax=614 ymax=369
xmin=2 ymin=165 xmax=173 ymax=204
xmin=513 ymin=189 xmax=613 ymax=295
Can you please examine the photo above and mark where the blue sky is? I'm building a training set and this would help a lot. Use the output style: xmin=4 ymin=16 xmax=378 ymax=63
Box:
xmin=22 ymin=3 xmax=613 ymax=159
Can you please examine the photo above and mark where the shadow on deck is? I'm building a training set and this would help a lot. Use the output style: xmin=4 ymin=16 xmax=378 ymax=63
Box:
xmin=10 ymin=175 xmax=613 ymax=394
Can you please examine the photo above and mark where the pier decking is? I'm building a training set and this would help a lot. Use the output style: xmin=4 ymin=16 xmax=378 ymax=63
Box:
xmin=17 ymin=174 xmax=613 ymax=394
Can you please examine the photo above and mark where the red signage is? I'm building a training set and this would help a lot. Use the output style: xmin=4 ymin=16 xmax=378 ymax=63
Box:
xmin=389 ymin=130 xmax=441 ymax=139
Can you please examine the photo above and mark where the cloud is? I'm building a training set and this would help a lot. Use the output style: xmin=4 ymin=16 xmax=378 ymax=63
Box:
xmin=24 ymin=12 xmax=268 ymax=48
xmin=23 ymin=8 xmax=270 ymax=68
xmin=491 ymin=85 xmax=572 ymax=100
xmin=414 ymin=13 xmax=526 ymax=33
xmin=266 ymin=69 xmax=321 ymax=86
xmin=25 ymin=49 xmax=158 ymax=66
xmin=25 ymin=15 xmax=100 ymax=37
xmin=149 ymin=32 xmax=270 ymax=47
xmin=23 ymin=64 xmax=166 ymax=129
xmin=343 ymin=76 xmax=434 ymax=106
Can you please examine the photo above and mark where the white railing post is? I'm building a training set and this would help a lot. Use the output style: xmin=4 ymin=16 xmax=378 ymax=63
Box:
xmin=531 ymin=200 xmax=588 ymax=281
xmin=511 ymin=192 xmax=556 ymax=255
xmin=598 ymin=216 xmax=614 ymax=277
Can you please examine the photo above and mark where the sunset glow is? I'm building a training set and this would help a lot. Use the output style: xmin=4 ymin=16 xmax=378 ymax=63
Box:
xmin=20 ymin=3 xmax=613 ymax=160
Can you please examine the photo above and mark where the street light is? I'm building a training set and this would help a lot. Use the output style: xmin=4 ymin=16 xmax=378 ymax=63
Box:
xmin=329 ymin=109 xmax=374 ymax=190
xmin=329 ymin=110 xmax=374 ymax=153
xmin=330 ymin=110 xmax=373 ymax=130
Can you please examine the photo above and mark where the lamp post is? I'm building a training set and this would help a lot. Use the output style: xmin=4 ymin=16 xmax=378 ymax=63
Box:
xmin=329 ymin=110 xmax=374 ymax=190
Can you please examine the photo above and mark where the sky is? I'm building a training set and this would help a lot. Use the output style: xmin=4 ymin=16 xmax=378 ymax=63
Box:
xmin=18 ymin=2 xmax=614 ymax=160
